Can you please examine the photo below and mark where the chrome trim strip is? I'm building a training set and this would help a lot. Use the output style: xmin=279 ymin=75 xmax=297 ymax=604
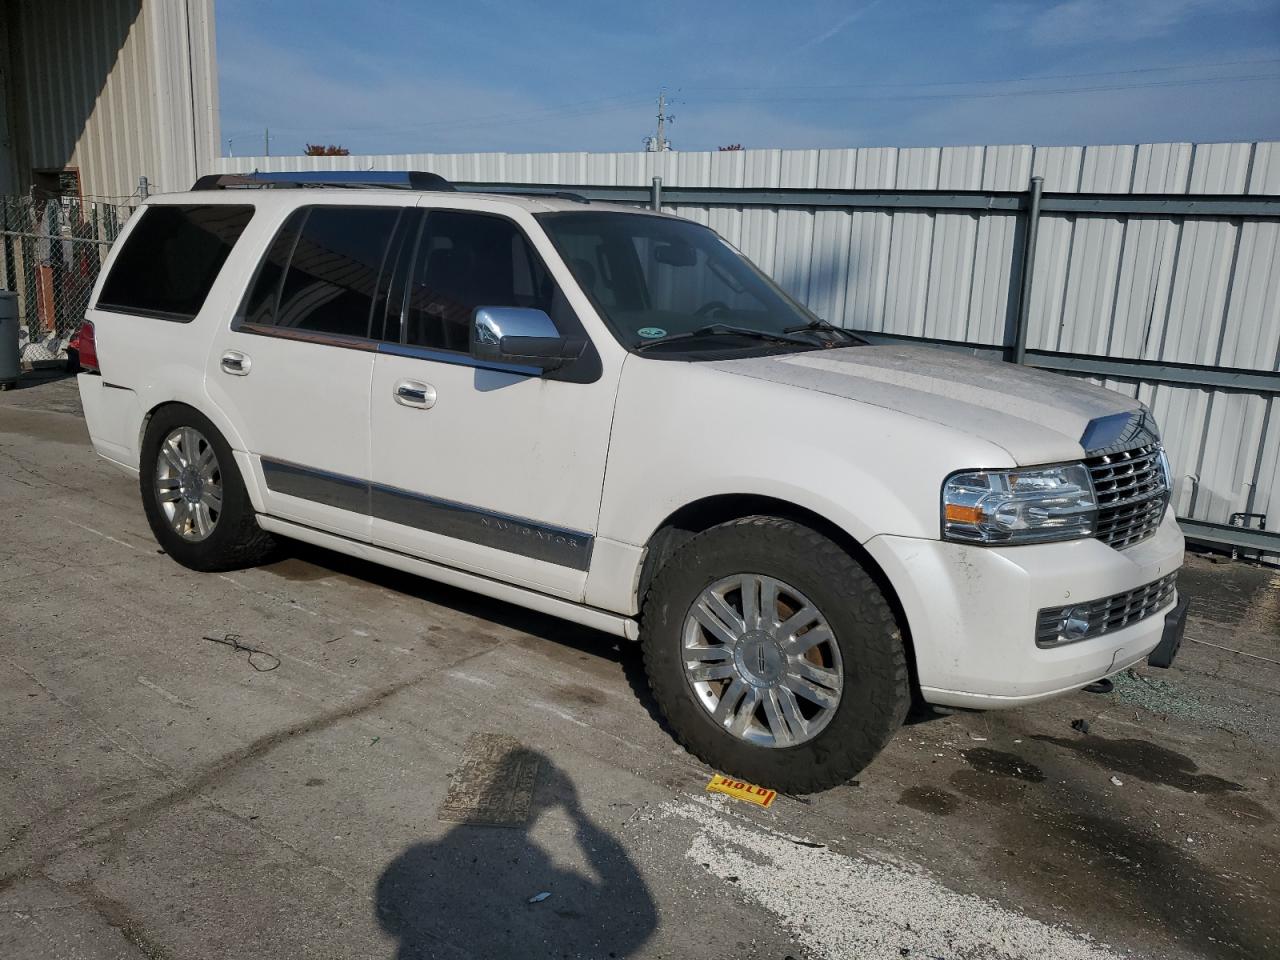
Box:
xmin=231 ymin=324 xmax=544 ymax=375
xmin=260 ymin=458 xmax=592 ymax=570
xmin=376 ymin=341 xmax=542 ymax=377
xmin=236 ymin=321 xmax=382 ymax=352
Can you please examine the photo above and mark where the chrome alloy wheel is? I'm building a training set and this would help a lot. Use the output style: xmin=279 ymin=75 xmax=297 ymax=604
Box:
xmin=154 ymin=426 xmax=222 ymax=542
xmin=682 ymin=574 xmax=843 ymax=748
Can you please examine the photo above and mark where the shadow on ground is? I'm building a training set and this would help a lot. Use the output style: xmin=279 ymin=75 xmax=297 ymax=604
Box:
xmin=374 ymin=752 xmax=657 ymax=959
xmin=265 ymin=541 xmax=677 ymax=734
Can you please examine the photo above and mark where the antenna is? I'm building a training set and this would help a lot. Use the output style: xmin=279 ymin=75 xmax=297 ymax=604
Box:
xmin=644 ymin=91 xmax=673 ymax=152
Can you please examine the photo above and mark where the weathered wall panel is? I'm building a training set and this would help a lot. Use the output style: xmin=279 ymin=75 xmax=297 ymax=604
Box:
xmin=0 ymin=0 xmax=218 ymax=198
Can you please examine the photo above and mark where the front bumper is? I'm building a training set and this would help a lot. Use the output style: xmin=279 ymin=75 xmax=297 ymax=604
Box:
xmin=864 ymin=508 xmax=1185 ymax=709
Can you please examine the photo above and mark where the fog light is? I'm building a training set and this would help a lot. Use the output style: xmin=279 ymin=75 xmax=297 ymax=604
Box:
xmin=1037 ymin=604 xmax=1098 ymax=647
xmin=1060 ymin=607 xmax=1092 ymax=641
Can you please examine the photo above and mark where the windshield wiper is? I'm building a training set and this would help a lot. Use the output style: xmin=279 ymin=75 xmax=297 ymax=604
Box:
xmin=783 ymin=319 xmax=866 ymax=344
xmin=634 ymin=323 xmax=810 ymax=353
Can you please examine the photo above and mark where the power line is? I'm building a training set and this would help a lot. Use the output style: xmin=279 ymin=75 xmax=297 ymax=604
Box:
xmin=678 ymin=56 xmax=1280 ymax=93
xmin=684 ymin=73 xmax=1280 ymax=106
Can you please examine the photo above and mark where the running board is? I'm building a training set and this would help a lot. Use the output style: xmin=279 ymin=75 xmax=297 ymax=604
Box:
xmin=255 ymin=515 xmax=640 ymax=641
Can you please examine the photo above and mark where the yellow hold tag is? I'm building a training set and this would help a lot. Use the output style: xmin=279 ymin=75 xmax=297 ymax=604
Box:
xmin=706 ymin=773 xmax=777 ymax=808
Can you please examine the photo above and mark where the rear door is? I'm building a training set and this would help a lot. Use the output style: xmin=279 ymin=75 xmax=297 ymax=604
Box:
xmin=206 ymin=201 xmax=414 ymax=541
xmin=367 ymin=207 xmax=616 ymax=600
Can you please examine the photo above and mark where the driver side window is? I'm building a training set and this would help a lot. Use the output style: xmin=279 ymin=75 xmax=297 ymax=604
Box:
xmin=403 ymin=211 xmax=570 ymax=353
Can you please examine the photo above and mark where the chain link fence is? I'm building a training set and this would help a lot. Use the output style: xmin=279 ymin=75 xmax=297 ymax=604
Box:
xmin=0 ymin=195 xmax=137 ymax=362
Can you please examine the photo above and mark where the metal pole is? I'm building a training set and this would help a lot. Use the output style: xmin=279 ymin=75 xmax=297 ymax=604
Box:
xmin=1012 ymin=175 xmax=1043 ymax=364
xmin=138 ymin=176 xmax=149 ymax=200
xmin=651 ymin=176 xmax=662 ymax=212
xmin=656 ymin=92 xmax=666 ymax=152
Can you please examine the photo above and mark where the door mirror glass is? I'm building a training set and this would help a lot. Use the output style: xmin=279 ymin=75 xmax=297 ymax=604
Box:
xmin=471 ymin=307 xmax=583 ymax=371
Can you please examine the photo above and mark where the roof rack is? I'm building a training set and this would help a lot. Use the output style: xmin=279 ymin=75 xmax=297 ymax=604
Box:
xmin=191 ymin=171 xmax=456 ymax=192
xmin=456 ymin=186 xmax=591 ymax=204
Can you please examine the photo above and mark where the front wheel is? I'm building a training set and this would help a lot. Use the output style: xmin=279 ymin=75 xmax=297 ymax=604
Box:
xmin=641 ymin=516 xmax=909 ymax=794
xmin=139 ymin=405 xmax=275 ymax=571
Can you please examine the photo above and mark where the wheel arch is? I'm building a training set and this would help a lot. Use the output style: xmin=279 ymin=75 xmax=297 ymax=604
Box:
xmin=138 ymin=398 xmax=264 ymax=512
xmin=636 ymin=493 xmax=922 ymax=696
xmin=138 ymin=398 xmax=247 ymax=458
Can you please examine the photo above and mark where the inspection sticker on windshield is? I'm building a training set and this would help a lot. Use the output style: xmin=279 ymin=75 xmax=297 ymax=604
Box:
xmin=706 ymin=773 xmax=777 ymax=808
xmin=637 ymin=327 xmax=666 ymax=339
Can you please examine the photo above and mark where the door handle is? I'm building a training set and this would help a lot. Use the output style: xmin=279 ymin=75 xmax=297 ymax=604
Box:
xmin=220 ymin=350 xmax=251 ymax=376
xmin=394 ymin=379 xmax=436 ymax=409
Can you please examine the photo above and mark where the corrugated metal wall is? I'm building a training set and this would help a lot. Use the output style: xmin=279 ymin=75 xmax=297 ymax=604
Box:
xmin=0 ymin=0 xmax=219 ymax=198
xmin=216 ymin=143 xmax=1280 ymax=555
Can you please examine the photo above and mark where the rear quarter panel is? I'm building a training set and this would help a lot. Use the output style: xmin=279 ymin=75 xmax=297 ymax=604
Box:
xmin=78 ymin=196 xmax=284 ymax=474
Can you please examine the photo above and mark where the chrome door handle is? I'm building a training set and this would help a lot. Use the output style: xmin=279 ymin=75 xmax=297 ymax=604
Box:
xmin=220 ymin=350 xmax=251 ymax=376
xmin=394 ymin=379 xmax=436 ymax=409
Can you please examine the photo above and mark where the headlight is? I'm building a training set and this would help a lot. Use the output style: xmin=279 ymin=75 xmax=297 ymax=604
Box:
xmin=943 ymin=464 xmax=1096 ymax=545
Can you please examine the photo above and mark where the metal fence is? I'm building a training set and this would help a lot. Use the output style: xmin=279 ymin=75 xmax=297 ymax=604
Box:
xmin=0 ymin=195 xmax=137 ymax=361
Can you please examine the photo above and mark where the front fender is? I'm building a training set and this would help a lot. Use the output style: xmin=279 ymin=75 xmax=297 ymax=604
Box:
xmin=598 ymin=358 xmax=1011 ymax=548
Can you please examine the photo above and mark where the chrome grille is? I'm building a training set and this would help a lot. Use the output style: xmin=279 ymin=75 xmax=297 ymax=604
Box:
xmin=1086 ymin=443 xmax=1168 ymax=549
xmin=1036 ymin=573 xmax=1178 ymax=647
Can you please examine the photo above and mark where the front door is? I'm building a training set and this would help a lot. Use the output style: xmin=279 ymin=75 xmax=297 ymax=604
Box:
xmin=369 ymin=208 xmax=616 ymax=600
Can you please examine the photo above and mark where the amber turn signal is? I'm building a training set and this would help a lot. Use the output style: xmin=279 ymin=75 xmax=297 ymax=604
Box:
xmin=945 ymin=504 xmax=985 ymax=524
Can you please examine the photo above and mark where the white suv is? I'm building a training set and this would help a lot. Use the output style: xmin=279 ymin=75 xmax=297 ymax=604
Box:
xmin=76 ymin=171 xmax=1187 ymax=792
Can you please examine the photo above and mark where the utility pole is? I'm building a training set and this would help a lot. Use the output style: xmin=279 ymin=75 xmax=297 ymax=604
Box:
xmin=644 ymin=91 xmax=672 ymax=152
xmin=264 ymin=127 xmax=271 ymax=157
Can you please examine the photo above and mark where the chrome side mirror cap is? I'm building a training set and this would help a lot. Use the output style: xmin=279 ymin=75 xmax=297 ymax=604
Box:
xmin=471 ymin=307 xmax=584 ymax=371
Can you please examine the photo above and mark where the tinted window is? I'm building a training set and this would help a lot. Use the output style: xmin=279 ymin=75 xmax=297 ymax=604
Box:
xmin=246 ymin=207 xmax=402 ymax=338
xmin=404 ymin=211 xmax=567 ymax=352
xmin=242 ymin=210 xmax=304 ymax=326
xmin=98 ymin=205 xmax=253 ymax=320
xmin=538 ymin=212 xmax=817 ymax=353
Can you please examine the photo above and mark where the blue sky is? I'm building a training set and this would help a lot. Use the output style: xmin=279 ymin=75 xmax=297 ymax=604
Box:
xmin=217 ymin=0 xmax=1280 ymax=157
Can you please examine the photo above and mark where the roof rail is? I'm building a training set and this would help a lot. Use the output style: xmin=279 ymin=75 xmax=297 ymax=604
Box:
xmin=457 ymin=186 xmax=590 ymax=204
xmin=191 ymin=171 xmax=456 ymax=192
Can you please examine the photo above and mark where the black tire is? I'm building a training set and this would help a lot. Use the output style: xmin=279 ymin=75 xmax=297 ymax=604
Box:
xmin=139 ymin=404 xmax=276 ymax=571
xmin=641 ymin=516 xmax=910 ymax=794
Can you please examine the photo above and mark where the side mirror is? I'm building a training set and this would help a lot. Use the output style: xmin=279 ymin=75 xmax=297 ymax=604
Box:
xmin=471 ymin=307 xmax=584 ymax=372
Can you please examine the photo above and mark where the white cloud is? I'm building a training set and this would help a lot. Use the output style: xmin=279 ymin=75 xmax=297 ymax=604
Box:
xmin=793 ymin=2 xmax=883 ymax=55
xmin=1019 ymin=0 xmax=1266 ymax=46
xmin=885 ymin=69 xmax=1280 ymax=148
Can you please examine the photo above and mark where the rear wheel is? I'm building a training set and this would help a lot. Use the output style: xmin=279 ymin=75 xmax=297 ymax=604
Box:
xmin=641 ymin=516 xmax=909 ymax=793
xmin=139 ymin=405 xmax=275 ymax=571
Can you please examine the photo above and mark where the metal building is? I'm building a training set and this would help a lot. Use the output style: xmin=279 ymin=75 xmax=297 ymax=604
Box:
xmin=0 ymin=0 xmax=219 ymax=200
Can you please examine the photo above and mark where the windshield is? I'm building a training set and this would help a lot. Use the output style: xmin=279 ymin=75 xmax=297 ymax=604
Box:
xmin=537 ymin=211 xmax=822 ymax=354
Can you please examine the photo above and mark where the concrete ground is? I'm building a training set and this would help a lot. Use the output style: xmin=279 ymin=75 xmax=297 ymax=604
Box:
xmin=2 ymin=372 xmax=1277 ymax=960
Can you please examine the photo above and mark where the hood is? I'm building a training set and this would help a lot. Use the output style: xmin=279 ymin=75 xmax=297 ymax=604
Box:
xmin=709 ymin=344 xmax=1148 ymax=465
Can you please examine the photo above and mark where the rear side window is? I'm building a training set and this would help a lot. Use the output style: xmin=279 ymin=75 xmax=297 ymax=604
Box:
xmin=242 ymin=206 xmax=402 ymax=339
xmin=97 ymin=205 xmax=254 ymax=320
